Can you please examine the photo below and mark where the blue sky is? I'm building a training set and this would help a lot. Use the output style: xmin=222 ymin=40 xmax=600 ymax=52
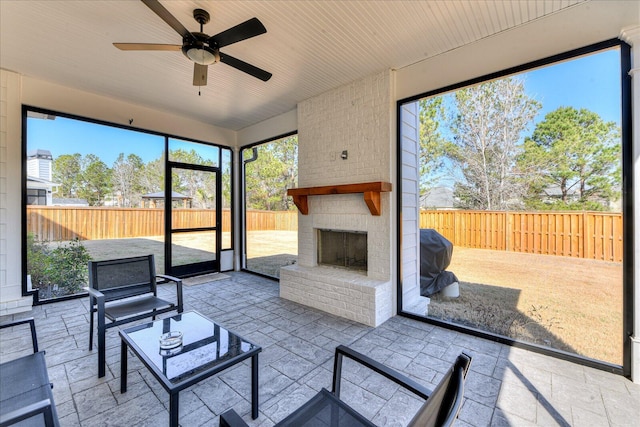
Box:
xmin=27 ymin=118 xmax=164 ymax=165
xmin=525 ymin=47 xmax=620 ymax=126
xmin=434 ymin=47 xmax=621 ymax=131
xmin=28 ymin=47 xmax=621 ymax=168
xmin=27 ymin=118 xmax=222 ymax=166
xmin=428 ymin=47 xmax=622 ymax=188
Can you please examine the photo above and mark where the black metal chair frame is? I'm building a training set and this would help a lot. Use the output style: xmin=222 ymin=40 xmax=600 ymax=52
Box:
xmin=0 ymin=318 xmax=59 ymax=427
xmin=220 ymin=345 xmax=472 ymax=427
xmin=88 ymin=254 xmax=183 ymax=377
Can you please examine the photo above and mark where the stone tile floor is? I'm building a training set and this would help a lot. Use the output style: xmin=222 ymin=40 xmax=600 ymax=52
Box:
xmin=1 ymin=271 xmax=638 ymax=426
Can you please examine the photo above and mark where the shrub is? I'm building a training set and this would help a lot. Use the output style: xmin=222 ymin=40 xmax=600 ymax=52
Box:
xmin=26 ymin=235 xmax=92 ymax=297
xmin=26 ymin=233 xmax=51 ymax=288
xmin=46 ymin=238 xmax=92 ymax=295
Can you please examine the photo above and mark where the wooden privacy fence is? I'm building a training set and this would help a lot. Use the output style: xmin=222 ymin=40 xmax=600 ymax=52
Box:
xmin=420 ymin=210 xmax=623 ymax=263
xmin=26 ymin=207 xmax=622 ymax=262
xmin=27 ymin=207 xmax=297 ymax=241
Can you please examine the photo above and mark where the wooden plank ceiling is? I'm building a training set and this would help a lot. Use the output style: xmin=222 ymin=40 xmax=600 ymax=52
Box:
xmin=0 ymin=1 xmax=583 ymax=131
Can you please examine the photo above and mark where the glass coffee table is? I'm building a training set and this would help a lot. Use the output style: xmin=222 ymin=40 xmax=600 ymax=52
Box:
xmin=119 ymin=311 xmax=261 ymax=427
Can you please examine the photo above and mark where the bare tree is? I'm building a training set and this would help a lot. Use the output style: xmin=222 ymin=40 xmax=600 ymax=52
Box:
xmin=138 ymin=153 xmax=165 ymax=197
xmin=112 ymin=153 xmax=144 ymax=207
xmin=446 ymin=77 xmax=540 ymax=210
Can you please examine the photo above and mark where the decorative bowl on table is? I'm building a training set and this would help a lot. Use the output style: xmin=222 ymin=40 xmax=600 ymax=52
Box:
xmin=159 ymin=331 xmax=183 ymax=349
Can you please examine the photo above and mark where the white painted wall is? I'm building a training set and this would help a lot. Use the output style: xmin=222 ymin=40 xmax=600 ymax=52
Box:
xmin=296 ymin=70 xmax=393 ymax=278
xmin=0 ymin=70 xmax=32 ymax=314
xmin=298 ymin=71 xmax=392 ymax=187
xmin=399 ymin=101 xmax=429 ymax=315
xmin=26 ymin=157 xmax=52 ymax=181
xmin=236 ymin=108 xmax=297 ymax=146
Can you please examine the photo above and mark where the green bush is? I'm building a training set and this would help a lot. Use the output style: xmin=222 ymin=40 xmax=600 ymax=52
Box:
xmin=47 ymin=238 xmax=92 ymax=294
xmin=26 ymin=233 xmax=51 ymax=288
xmin=27 ymin=235 xmax=92 ymax=297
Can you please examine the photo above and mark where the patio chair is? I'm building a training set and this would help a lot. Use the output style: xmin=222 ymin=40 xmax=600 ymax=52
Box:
xmin=0 ymin=317 xmax=59 ymax=427
xmin=220 ymin=345 xmax=472 ymax=427
xmin=88 ymin=254 xmax=183 ymax=377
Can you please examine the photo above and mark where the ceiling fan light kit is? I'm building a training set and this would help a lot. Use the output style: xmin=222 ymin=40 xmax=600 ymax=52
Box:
xmin=113 ymin=0 xmax=271 ymax=87
xmin=183 ymin=9 xmax=219 ymax=66
xmin=184 ymin=43 xmax=219 ymax=65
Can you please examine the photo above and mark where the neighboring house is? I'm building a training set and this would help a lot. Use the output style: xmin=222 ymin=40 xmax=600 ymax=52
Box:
xmin=420 ymin=187 xmax=455 ymax=210
xmin=541 ymin=184 xmax=621 ymax=211
xmin=141 ymin=191 xmax=192 ymax=209
xmin=26 ymin=149 xmax=59 ymax=206
xmin=51 ymin=198 xmax=89 ymax=207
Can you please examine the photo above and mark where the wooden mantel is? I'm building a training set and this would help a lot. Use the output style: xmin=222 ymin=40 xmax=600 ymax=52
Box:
xmin=287 ymin=181 xmax=392 ymax=216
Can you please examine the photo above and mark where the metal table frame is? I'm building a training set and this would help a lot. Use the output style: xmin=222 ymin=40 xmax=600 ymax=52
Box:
xmin=119 ymin=311 xmax=261 ymax=427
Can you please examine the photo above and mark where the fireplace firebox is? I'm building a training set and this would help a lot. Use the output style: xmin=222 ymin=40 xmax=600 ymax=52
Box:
xmin=317 ymin=229 xmax=367 ymax=271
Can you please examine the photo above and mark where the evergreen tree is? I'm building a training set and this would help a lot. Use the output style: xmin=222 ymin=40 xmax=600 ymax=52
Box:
xmin=418 ymin=97 xmax=447 ymax=196
xmin=78 ymin=154 xmax=112 ymax=206
xmin=53 ymin=153 xmax=82 ymax=198
xmin=244 ymin=135 xmax=298 ymax=211
xmin=518 ymin=107 xmax=620 ymax=210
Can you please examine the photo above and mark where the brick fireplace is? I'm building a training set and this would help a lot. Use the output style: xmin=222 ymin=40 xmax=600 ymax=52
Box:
xmin=279 ymin=70 xmax=394 ymax=327
xmin=279 ymin=191 xmax=393 ymax=326
xmin=279 ymin=71 xmax=394 ymax=327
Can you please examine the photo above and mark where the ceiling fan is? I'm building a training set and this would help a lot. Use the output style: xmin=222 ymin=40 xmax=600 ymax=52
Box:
xmin=113 ymin=0 xmax=272 ymax=87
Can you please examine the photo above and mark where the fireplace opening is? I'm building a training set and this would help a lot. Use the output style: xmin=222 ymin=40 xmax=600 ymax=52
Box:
xmin=317 ymin=229 xmax=367 ymax=271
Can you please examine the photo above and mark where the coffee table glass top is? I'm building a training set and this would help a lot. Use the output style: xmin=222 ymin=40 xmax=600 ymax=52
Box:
xmin=122 ymin=311 xmax=259 ymax=383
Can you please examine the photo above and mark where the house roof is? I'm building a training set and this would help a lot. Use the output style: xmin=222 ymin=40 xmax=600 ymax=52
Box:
xmin=27 ymin=149 xmax=53 ymax=159
xmin=142 ymin=191 xmax=191 ymax=200
xmin=26 ymin=176 xmax=59 ymax=186
xmin=3 ymin=1 xmax=633 ymax=132
xmin=420 ymin=187 xmax=454 ymax=209
xmin=52 ymin=198 xmax=89 ymax=206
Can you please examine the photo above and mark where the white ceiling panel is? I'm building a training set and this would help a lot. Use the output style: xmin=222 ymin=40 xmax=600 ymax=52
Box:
xmin=1 ymin=0 xmax=587 ymax=131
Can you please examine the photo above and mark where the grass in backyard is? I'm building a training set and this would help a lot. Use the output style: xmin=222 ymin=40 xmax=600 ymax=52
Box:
xmin=428 ymin=247 xmax=623 ymax=365
xmin=245 ymin=230 xmax=298 ymax=277
xmin=73 ymin=230 xmax=298 ymax=277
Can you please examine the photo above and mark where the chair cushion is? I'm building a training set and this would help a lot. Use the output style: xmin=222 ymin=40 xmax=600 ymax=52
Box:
xmin=104 ymin=295 xmax=174 ymax=321
xmin=0 ymin=352 xmax=50 ymax=400
xmin=0 ymin=352 xmax=58 ymax=426
xmin=275 ymin=388 xmax=375 ymax=426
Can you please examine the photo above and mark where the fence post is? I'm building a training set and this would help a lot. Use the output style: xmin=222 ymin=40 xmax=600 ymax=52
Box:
xmin=505 ymin=211 xmax=512 ymax=252
xmin=583 ymin=211 xmax=591 ymax=260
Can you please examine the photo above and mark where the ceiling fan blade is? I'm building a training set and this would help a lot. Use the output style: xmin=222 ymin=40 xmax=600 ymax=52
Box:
xmin=219 ymin=53 xmax=272 ymax=81
xmin=209 ymin=17 xmax=266 ymax=48
xmin=193 ymin=63 xmax=208 ymax=86
xmin=141 ymin=0 xmax=196 ymax=42
xmin=113 ymin=43 xmax=181 ymax=51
